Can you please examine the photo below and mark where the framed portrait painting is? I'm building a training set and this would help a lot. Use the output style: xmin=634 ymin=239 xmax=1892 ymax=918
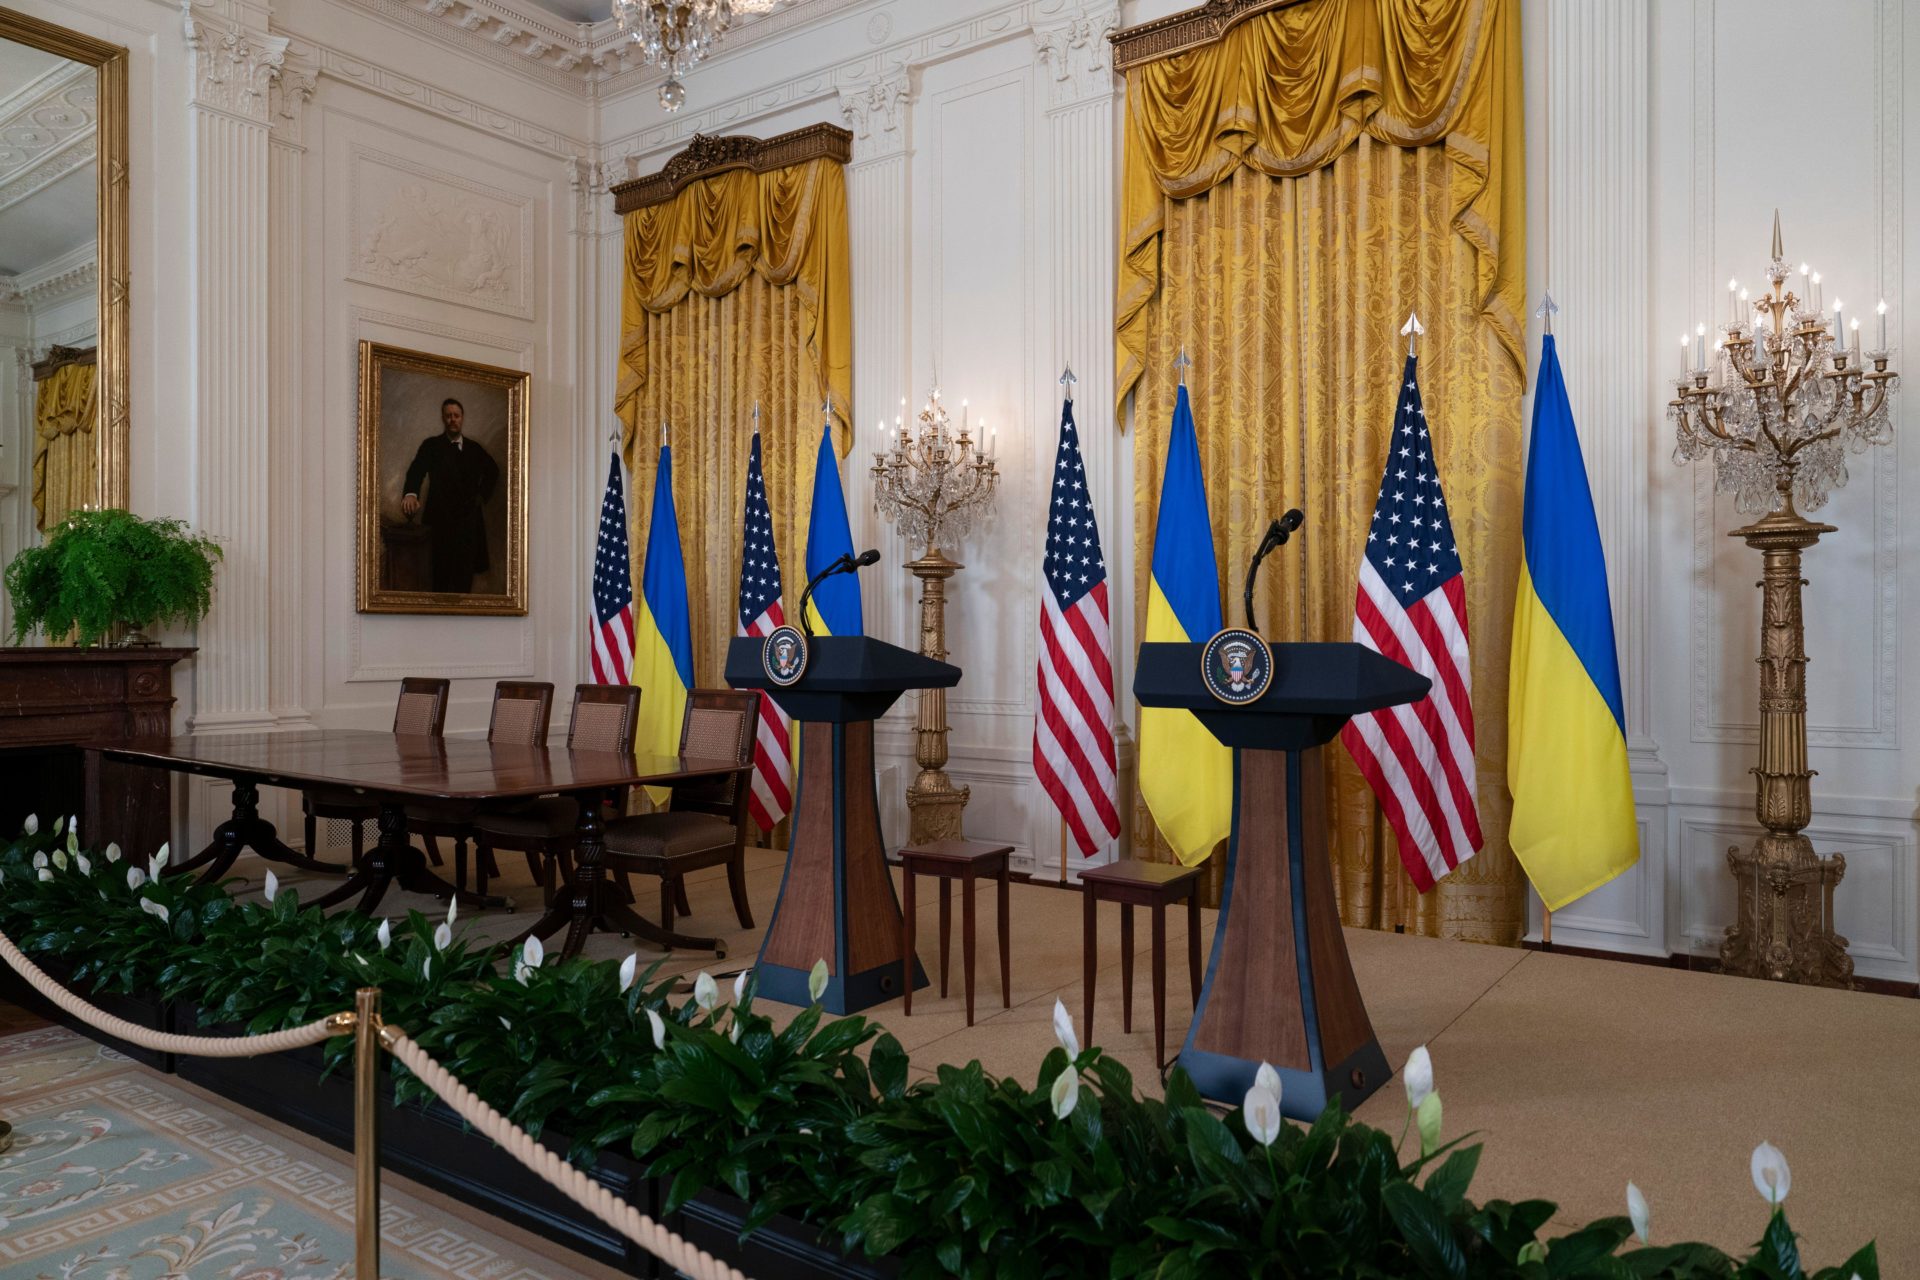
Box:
xmin=356 ymin=341 xmax=529 ymax=615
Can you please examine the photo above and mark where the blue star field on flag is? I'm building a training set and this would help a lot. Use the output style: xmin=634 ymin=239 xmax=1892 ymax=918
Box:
xmin=1043 ymin=402 xmax=1106 ymax=608
xmin=588 ymin=446 xmax=635 ymax=684
xmin=737 ymin=434 xmax=783 ymax=630
xmin=1365 ymin=354 xmax=1463 ymax=600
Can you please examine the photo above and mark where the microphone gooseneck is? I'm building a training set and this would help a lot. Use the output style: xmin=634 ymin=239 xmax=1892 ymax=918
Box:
xmin=1241 ymin=508 xmax=1306 ymax=633
xmin=798 ymin=549 xmax=881 ymax=637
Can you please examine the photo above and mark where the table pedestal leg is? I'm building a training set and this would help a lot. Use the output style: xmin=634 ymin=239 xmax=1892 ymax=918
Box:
xmin=512 ymin=791 xmax=724 ymax=960
xmin=309 ymin=802 xmax=507 ymax=914
xmin=169 ymin=780 xmax=344 ymax=883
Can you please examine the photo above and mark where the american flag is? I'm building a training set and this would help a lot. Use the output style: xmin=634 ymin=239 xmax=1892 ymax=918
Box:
xmin=1033 ymin=396 xmax=1121 ymax=855
xmin=1340 ymin=354 xmax=1484 ymax=890
xmin=736 ymin=432 xmax=794 ymax=831
xmin=589 ymin=442 xmax=635 ymax=685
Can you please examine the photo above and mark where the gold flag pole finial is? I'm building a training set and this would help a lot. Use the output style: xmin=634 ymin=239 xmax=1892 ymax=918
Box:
xmin=752 ymin=401 xmax=761 ymax=435
xmin=1401 ymin=311 xmax=1426 ymax=357
xmin=1059 ymin=363 xmax=1077 ymax=402
xmin=1173 ymin=348 xmax=1192 ymax=386
xmin=1771 ymin=208 xmax=1784 ymax=263
xmin=1535 ymin=293 xmax=1559 ymax=336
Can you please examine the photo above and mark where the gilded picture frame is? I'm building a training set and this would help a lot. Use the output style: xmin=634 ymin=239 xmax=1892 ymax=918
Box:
xmin=356 ymin=340 xmax=529 ymax=615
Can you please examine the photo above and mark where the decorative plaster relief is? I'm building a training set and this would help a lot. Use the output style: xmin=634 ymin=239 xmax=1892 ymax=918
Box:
xmin=838 ymin=77 xmax=909 ymax=162
xmin=349 ymin=147 xmax=533 ymax=319
xmin=0 ymin=63 xmax=96 ymax=212
xmin=1032 ymin=3 xmax=1119 ymax=109
xmin=183 ymin=1 xmax=289 ymax=123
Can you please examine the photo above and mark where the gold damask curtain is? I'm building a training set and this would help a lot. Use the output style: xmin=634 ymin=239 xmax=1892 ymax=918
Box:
xmin=615 ymin=156 xmax=852 ymax=688
xmin=1121 ymin=0 xmax=1526 ymax=945
xmin=32 ymin=356 xmax=98 ymax=531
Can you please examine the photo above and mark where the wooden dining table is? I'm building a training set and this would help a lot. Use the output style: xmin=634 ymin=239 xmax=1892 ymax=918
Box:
xmin=91 ymin=730 xmax=748 ymax=959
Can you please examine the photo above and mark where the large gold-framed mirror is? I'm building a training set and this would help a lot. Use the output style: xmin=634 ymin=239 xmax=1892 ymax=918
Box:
xmin=0 ymin=5 xmax=128 ymax=540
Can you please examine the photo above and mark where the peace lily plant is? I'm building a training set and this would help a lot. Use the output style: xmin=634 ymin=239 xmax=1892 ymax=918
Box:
xmin=0 ymin=818 xmax=1886 ymax=1280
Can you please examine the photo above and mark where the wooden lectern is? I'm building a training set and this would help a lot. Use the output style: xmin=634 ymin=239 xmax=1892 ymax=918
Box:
xmin=1134 ymin=641 xmax=1429 ymax=1118
xmin=726 ymin=635 xmax=959 ymax=1013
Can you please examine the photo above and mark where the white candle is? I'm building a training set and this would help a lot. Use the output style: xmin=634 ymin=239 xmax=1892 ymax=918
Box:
xmin=1832 ymin=300 xmax=1844 ymax=346
xmin=1851 ymin=317 xmax=1861 ymax=355
xmin=1799 ymin=263 xmax=1810 ymax=310
xmin=1695 ymin=322 xmax=1707 ymax=372
xmin=1728 ymin=277 xmax=1739 ymax=325
xmin=1877 ymin=299 xmax=1888 ymax=350
xmin=1680 ymin=333 xmax=1691 ymax=377
xmin=1739 ymin=288 xmax=1750 ymax=329
xmin=1810 ymin=272 xmax=1822 ymax=313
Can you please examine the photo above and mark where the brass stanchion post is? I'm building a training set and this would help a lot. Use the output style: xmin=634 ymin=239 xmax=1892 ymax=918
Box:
xmin=354 ymin=986 xmax=382 ymax=1280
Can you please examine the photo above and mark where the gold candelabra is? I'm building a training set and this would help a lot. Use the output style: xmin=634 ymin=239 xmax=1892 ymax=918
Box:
xmin=871 ymin=385 xmax=1000 ymax=843
xmin=1668 ymin=213 xmax=1898 ymax=987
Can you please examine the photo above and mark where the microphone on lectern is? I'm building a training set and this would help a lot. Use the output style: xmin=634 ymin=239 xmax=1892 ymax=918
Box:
xmin=1241 ymin=509 xmax=1305 ymax=633
xmin=798 ymin=549 xmax=881 ymax=636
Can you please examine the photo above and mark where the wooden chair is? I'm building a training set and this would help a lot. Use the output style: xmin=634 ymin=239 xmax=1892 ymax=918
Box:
xmin=600 ymin=689 xmax=759 ymax=943
xmin=470 ymin=683 xmax=641 ymax=900
xmin=409 ymin=681 xmax=554 ymax=897
xmin=302 ymin=676 xmax=449 ymax=866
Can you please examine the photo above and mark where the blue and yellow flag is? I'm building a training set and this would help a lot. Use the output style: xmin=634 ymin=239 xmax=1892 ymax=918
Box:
xmin=1508 ymin=335 xmax=1639 ymax=908
xmin=633 ymin=440 xmax=693 ymax=795
xmin=803 ymin=423 xmax=863 ymax=636
xmin=1139 ymin=384 xmax=1232 ymax=865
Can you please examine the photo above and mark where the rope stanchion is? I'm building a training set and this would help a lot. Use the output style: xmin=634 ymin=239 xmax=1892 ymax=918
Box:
xmin=383 ymin=1030 xmax=753 ymax=1280
xmin=0 ymin=930 xmax=349 ymax=1057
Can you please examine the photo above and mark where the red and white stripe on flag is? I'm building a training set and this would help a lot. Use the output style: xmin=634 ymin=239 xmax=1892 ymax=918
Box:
xmin=738 ymin=603 xmax=795 ymax=832
xmin=1033 ymin=398 xmax=1121 ymax=856
xmin=589 ymin=444 xmax=636 ymax=685
xmin=1339 ymin=353 xmax=1484 ymax=891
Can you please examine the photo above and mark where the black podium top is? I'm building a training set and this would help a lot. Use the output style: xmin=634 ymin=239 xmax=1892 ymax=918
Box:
xmin=726 ymin=635 xmax=960 ymax=723
xmin=1134 ymin=641 xmax=1430 ymax=750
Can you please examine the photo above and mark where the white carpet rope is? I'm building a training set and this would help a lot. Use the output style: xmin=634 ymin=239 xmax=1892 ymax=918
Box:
xmin=0 ymin=929 xmax=347 ymax=1056
xmin=384 ymin=1029 xmax=753 ymax=1280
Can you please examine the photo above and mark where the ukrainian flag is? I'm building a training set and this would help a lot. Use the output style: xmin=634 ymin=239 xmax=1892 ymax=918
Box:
xmin=1508 ymin=334 xmax=1639 ymax=908
xmin=633 ymin=439 xmax=693 ymax=797
xmin=1139 ymin=384 xmax=1231 ymax=865
xmin=803 ymin=423 xmax=863 ymax=636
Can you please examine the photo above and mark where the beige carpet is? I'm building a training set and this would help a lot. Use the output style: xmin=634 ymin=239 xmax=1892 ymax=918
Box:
xmin=112 ymin=847 xmax=1920 ymax=1272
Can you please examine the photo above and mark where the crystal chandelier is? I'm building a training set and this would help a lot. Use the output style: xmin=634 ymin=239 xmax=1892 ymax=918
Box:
xmin=1669 ymin=213 xmax=1898 ymax=513
xmin=613 ymin=0 xmax=778 ymax=113
xmin=871 ymin=384 xmax=1000 ymax=553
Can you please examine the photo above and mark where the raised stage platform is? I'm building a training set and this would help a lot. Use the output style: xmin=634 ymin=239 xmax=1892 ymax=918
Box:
xmin=7 ymin=844 xmax=1915 ymax=1273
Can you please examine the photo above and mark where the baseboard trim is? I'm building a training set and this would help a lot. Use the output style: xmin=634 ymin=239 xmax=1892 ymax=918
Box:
xmin=1521 ymin=940 xmax=1919 ymax=999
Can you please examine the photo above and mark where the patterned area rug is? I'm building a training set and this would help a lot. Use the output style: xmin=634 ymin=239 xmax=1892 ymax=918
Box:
xmin=0 ymin=1025 xmax=586 ymax=1279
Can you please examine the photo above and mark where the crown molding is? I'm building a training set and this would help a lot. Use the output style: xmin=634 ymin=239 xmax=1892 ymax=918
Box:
xmin=610 ymin=121 xmax=851 ymax=211
xmin=0 ymin=242 xmax=99 ymax=309
xmin=1109 ymin=0 xmax=1309 ymax=71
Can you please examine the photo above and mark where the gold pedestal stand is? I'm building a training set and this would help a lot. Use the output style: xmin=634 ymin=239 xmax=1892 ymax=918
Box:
xmin=1717 ymin=499 xmax=1853 ymax=988
xmin=905 ymin=548 xmax=970 ymax=844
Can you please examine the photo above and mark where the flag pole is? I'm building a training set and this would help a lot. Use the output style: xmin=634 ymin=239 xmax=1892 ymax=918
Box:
xmin=1532 ymin=291 xmax=1560 ymax=952
xmin=1056 ymin=360 xmax=1079 ymax=886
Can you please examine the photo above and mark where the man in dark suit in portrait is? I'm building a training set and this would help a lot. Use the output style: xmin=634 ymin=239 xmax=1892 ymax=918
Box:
xmin=400 ymin=397 xmax=499 ymax=593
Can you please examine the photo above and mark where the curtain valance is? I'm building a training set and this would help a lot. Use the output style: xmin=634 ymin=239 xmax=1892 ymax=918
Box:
xmin=1117 ymin=0 xmax=1523 ymax=412
xmin=616 ymin=148 xmax=852 ymax=455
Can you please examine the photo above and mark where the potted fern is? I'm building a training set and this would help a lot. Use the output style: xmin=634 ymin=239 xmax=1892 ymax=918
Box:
xmin=4 ymin=508 xmax=222 ymax=647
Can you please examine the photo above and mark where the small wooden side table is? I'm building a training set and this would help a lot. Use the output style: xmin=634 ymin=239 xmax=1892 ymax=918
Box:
xmin=1080 ymin=860 xmax=1204 ymax=1066
xmin=899 ymin=839 xmax=1015 ymax=1024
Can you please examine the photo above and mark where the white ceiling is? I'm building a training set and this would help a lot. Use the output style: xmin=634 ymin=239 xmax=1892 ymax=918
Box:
xmin=0 ymin=36 xmax=97 ymax=279
xmin=519 ymin=0 xmax=609 ymax=20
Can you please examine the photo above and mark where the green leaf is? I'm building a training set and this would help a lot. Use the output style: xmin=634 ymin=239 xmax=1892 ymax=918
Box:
xmin=1423 ymin=1144 xmax=1481 ymax=1212
xmin=870 ymin=1032 xmax=909 ymax=1101
xmin=1382 ymin=1180 xmax=1468 ymax=1280
xmin=1759 ymin=1210 xmax=1804 ymax=1279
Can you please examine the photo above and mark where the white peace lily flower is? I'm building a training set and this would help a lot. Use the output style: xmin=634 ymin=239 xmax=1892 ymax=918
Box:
xmin=1242 ymin=1084 xmax=1283 ymax=1148
xmin=22 ymin=813 xmax=37 ymax=835
xmin=75 ymin=854 xmax=91 ymax=876
xmin=31 ymin=851 xmax=47 ymax=869
xmin=446 ymin=900 xmax=458 ymax=928
xmin=1255 ymin=1061 xmax=1281 ymax=1097
xmin=126 ymin=866 xmax=146 ymax=891
xmin=0 ymin=866 xmax=6 ymax=884
xmin=68 ymin=815 xmax=78 ymax=839
xmin=53 ymin=815 xmax=64 ymax=836
xmin=498 ymin=1016 xmax=512 ymax=1031
xmin=37 ymin=867 xmax=52 ymax=882
xmin=1750 ymin=1142 xmax=1791 ymax=1206
xmin=65 ymin=823 xmax=78 ymax=854
xmin=352 ymin=953 xmax=369 ymax=967
xmin=730 ymin=1021 xmax=742 ymax=1043
xmin=149 ymin=843 xmax=171 ymax=879
xmin=421 ymin=955 xmax=432 ymax=980
xmin=1053 ymin=999 xmax=1080 ymax=1059
xmin=1050 ymin=1068 xmax=1080 ymax=1120
xmin=733 ymin=969 xmax=749 ymax=1004
xmin=433 ymin=922 xmax=452 ymax=952
xmin=618 ymin=952 xmax=639 ymax=993
xmin=104 ymin=842 xmax=120 ymax=864
xmin=376 ymin=919 xmax=392 ymax=951
xmin=693 ymin=971 xmax=719 ymax=1011
xmin=139 ymin=897 xmax=170 ymax=925
xmin=807 ymin=958 xmax=829 ymax=1003
xmin=514 ymin=935 xmax=543 ymax=984
xmin=646 ymin=1007 xmax=667 ymax=1050
xmin=1416 ymin=1091 xmax=1443 ymax=1156
xmin=263 ymin=870 xmax=279 ymax=903
xmin=1403 ymin=1045 xmax=1434 ymax=1108
xmin=1626 ymin=1181 xmax=1650 ymax=1243
xmin=50 ymin=849 xmax=67 ymax=872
